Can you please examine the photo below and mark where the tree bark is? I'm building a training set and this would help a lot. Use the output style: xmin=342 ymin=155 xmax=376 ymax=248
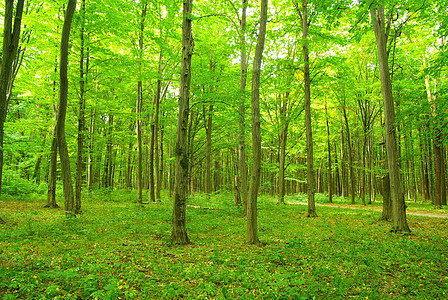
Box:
xmin=300 ymin=0 xmax=317 ymax=218
xmin=154 ymin=52 xmax=163 ymax=202
xmin=87 ymin=108 xmax=95 ymax=189
xmin=56 ymin=0 xmax=77 ymax=217
xmin=342 ymin=105 xmax=356 ymax=204
xmin=0 ymin=0 xmax=25 ymax=199
xmin=136 ymin=2 xmax=147 ymax=203
xmin=238 ymin=0 xmax=249 ymax=213
xmin=204 ymin=103 xmax=213 ymax=195
xmin=75 ymin=0 xmax=86 ymax=213
xmin=46 ymin=118 xmax=59 ymax=208
xmin=246 ymin=0 xmax=268 ymax=245
xmin=171 ymin=0 xmax=194 ymax=245
xmin=278 ymin=93 xmax=289 ymax=204
xmin=325 ymin=101 xmax=333 ymax=203
xmin=372 ymin=5 xmax=410 ymax=232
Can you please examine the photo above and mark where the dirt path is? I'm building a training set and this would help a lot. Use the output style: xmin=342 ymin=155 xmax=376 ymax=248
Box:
xmin=287 ymin=202 xmax=448 ymax=219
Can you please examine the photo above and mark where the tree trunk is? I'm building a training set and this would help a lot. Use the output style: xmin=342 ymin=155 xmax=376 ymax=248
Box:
xmin=325 ymin=102 xmax=333 ymax=203
xmin=154 ymin=52 xmax=163 ymax=202
xmin=381 ymin=173 xmax=392 ymax=221
xmin=0 ymin=0 xmax=25 ymax=199
xmin=372 ymin=5 xmax=410 ymax=232
xmin=442 ymin=146 xmax=447 ymax=206
xmin=278 ymin=94 xmax=289 ymax=204
xmin=442 ymin=147 xmax=448 ymax=205
xmin=87 ymin=108 xmax=95 ymax=190
xmin=246 ymin=0 xmax=268 ymax=245
xmin=204 ymin=104 xmax=213 ymax=195
xmin=340 ymin=125 xmax=348 ymax=197
xmin=46 ymin=117 xmax=59 ymax=208
xmin=342 ymin=105 xmax=356 ymax=204
xmin=168 ymin=110 xmax=174 ymax=197
xmin=149 ymin=119 xmax=156 ymax=201
xmin=301 ymin=0 xmax=317 ymax=218
xmin=171 ymin=0 xmax=194 ymax=245
xmin=56 ymin=0 xmax=77 ymax=217
xmin=238 ymin=0 xmax=249 ymax=212
xmin=136 ymin=2 xmax=147 ymax=203
xmin=75 ymin=0 xmax=86 ymax=213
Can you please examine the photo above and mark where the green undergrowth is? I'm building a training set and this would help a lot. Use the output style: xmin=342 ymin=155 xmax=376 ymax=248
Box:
xmin=0 ymin=191 xmax=447 ymax=299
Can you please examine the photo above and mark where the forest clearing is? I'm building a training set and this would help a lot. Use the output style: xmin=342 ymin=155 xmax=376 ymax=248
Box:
xmin=1 ymin=191 xmax=447 ymax=299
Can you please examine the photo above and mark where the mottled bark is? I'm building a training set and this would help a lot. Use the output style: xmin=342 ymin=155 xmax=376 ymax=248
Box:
xmin=372 ymin=5 xmax=410 ymax=232
xmin=300 ymin=0 xmax=317 ymax=218
xmin=56 ymin=0 xmax=77 ymax=217
xmin=247 ymin=0 xmax=268 ymax=245
xmin=171 ymin=0 xmax=194 ymax=245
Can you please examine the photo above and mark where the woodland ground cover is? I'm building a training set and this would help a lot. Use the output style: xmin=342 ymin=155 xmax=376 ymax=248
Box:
xmin=0 ymin=191 xmax=447 ymax=299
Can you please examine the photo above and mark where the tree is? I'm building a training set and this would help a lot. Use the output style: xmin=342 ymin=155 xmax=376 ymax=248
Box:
xmin=75 ymin=0 xmax=87 ymax=213
xmin=172 ymin=0 xmax=194 ymax=245
xmin=0 ymin=0 xmax=25 ymax=200
xmin=136 ymin=1 xmax=148 ymax=203
xmin=246 ymin=0 xmax=268 ymax=245
xmin=296 ymin=0 xmax=317 ymax=217
xmin=371 ymin=4 xmax=410 ymax=233
xmin=56 ymin=0 xmax=77 ymax=216
xmin=238 ymin=0 xmax=249 ymax=211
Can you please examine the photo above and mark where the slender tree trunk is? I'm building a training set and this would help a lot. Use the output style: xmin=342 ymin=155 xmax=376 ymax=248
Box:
xmin=154 ymin=52 xmax=163 ymax=202
xmin=87 ymin=108 xmax=95 ymax=189
xmin=75 ymin=0 xmax=86 ymax=213
xmin=325 ymin=102 xmax=333 ymax=203
xmin=361 ymin=135 xmax=367 ymax=205
xmin=204 ymin=103 xmax=213 ymax=195
xmin=171 ymin=0 xmax=194 ymax=245
xmin=0 ymin=0 xmax=25 ymax=199
xmin=136 ymin=2 xmax=147 ymax=203
xmin=409 ymin=130 xmax=417 ymax=201
xmin=334 ymin=141 xmax=341 ymax=196
xmin=149 ymin=119 xmax=156 ymax=201
xmin=442 ymin=146 xmax=447 ymax=205
xmin=372 ymin=5 xmax=410 ymax=232
xmin=278 ymin=117 xmax=288 ymax=204
xmin=159 ymin=121 xmax=165 ymax=192
xmin=238 ymin=0 xmax=249 ymax=212
xmin=126 ymin=131 xmax=133 ymax=189
xmin=107 ymin=115 xmax=114 ymax=188
xmin=380 ymin=126 xmax=392 ymax=221
xmin=56 ymin=0 xmax=77 ymax=217
xmin=340 ymin=124 xmax=348 ymax=197
xmin=277 ymin=94 xmax=288 ymax=204
xmin=168 ymin=110 xmax=174 ymax=197
xmin=247 ymin=0 xmax=268 ymax=245
xmin=46 ymin=112 xmax=59 ymax=208
xmin=300 ymin=0 xmax=317 ymax=217
xmin=342 ymin=106 xmax=356 ymax=204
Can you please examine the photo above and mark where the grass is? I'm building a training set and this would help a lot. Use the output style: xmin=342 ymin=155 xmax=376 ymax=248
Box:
xmin=0 ymin=190 xmax=447 ymax=299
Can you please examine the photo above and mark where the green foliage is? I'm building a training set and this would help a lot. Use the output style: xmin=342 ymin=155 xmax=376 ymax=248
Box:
xmin=1 ymin=169 xmax=48 ymax=198
xmin=0 ymin=191 xmax=447 ymax=299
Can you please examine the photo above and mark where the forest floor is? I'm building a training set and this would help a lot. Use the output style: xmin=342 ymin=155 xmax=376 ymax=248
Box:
xmin=1 ymin=190 xmax=447 ymax=299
